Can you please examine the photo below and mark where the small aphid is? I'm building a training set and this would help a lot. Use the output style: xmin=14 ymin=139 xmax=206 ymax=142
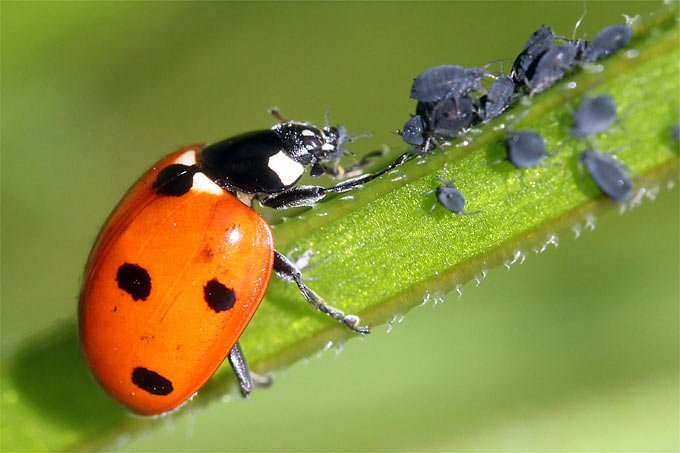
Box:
xmin=410 ymin=65 xmax=485 ymax=102
xmin=580 ymin=24 xmax=632 ymax=62
xmin=504 ymin=130 xmax=549 ymax=168
xmin=426 ymin=169 xmax=480 ymax=215
xmin=580 ymin=149 xmax=632 ymax=202
xmin=430 ymin=94 xmax=474 ymax=139
xmin=477 ymin=76 xmax=515 ymax=122
xmin=570 ymin=95 xmax=617 ymax=138
xmin=512 ymin=26 xmax=555 ymax=86
xmin=400 ymin=115 xmax=426 ymax=147
xmin=671 ymin=122 xmax=680 ymax=141
xmin=432 ymin=182 xmax=479 ymax=215
xmin=528 ymin=44 xmax=578 ymax=93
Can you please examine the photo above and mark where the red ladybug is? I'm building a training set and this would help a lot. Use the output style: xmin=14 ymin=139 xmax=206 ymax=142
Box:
xmin=79 ymin=117 xmax=408 ymax=415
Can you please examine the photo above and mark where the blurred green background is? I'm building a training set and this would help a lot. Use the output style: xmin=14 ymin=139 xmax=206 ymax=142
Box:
xmin=2 ymin=1 xmax=677 ymax=451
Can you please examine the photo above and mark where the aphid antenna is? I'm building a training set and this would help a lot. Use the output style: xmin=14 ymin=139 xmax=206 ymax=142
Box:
xmin=505 ymin=107 xmax=531 ymax=131
xmin=569 ymin=5 xmax=588 ymax=41
xmin=481 ymin=58 xmax=507 ymax=79
xmin=324 ymin=109 xmax=332 ymax=129
xmin=622 ymin=14 xmax=640 ymax=28
xmin=269 ymin=107 xmax=287 ymax=123
xmin=342 ymin=149 xmax=385 ymax=178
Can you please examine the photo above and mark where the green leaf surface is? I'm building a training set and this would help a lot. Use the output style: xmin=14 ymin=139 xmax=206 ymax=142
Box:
xmin=2 ymin=5 xmax=678 ymax=452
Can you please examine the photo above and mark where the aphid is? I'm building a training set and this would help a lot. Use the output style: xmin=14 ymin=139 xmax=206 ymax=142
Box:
xmin=504 ymin=130 xmax=550 ymax=168
xmin=400 ymin=115 xmax=426 ymax=147
xmin=527 ymin=44 xmax=577 ymax=94
xmin=477 ymin=75 xmax=515 ymax=122
xmin=570 ymin=95 xmax=617 ymax=138
xmin=430 ymin=94 xmax=474 ymax=139
xmin=511 ymin=26 xmax=555 ymax=87
xmin=580 ymin=149 xmax=632 ymax=202
xmin=580 ymin=24 xmax=632 ymax=63
xmin=410 ymin=65 xmax=485 ymax=102
xmin=426 ymin=169 xmax=481 ymax=215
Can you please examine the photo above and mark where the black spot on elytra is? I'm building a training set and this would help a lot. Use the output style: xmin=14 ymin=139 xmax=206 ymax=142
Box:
xmin=153 ymin=164 xmax=197 ymax=196
xmin=203 ymin=279 xmax=236 ymax=313
xmin=131 ymin=367 xmax=173 ymax=396
xmin=116 ymin=263 xmax=151 ymax=301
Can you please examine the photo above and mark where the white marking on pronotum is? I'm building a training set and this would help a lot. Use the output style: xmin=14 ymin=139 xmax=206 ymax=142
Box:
xmin=174 ymin=150 xmax=197 ymax=166
xmin=321 ymin=143 xmax=335 ymax=151
xmin=301 ymin=129 xmax=316 ymax=137
xmin=268 ymin=150 xmax=305 ymax=185
xmin=192 ymin=173 xmax=223 ymax=195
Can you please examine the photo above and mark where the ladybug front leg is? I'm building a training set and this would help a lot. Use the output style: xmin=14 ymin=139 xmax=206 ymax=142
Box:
xmin=258 ymin=152 xmax=412 ymax=209
xmin=273 ymin=251 xmax=370 ymax=334
xmin=228 ymin=342 xmax=271 ymax=397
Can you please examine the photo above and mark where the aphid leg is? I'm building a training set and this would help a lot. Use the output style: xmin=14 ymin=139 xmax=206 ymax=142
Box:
xmin=228 ymin=342 xmax=257 ymax=397
xmin=258 ymin=152 xmax=411 ymax=209
xmin=273 ymin=251 xmax=370 ymax=334
xmin=341 ymin=149 xmax=385 ymax=177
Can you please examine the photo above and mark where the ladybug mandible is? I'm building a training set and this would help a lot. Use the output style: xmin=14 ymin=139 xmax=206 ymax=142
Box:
xmin=79 ymin=115 xmax=409 ymax=415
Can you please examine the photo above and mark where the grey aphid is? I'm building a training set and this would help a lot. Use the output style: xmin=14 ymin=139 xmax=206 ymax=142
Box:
xmin=581 ymin=24 xmax=632 ymax=62
xmin=410 ymin=65 xmax=485 ymax=102
xmin=430 ymin=94 xmax=474 ymax=139
xmin=528 ymin=44 xmax=577 ymax=94
xmin=426 ymin=171 xmax=480 ymax=215
xmin=478 ymin=76 xmax=515 ymax=122
xmin=504 ymin=130 xmax=549 ymax=168
xmin=671 ymin=122 xmax=680 ymax=142
xmin=436 ymin=184 xmax=467 ymax=214
xmin=512 ymin=26 xmax=555 ymax=86
xmin=400 ymin=115 xmax=426 ymax=147
xmin=580 ymin=149 xmax=632 ymax=202
xmin=570 ymin=95 xmax=617 ymax=138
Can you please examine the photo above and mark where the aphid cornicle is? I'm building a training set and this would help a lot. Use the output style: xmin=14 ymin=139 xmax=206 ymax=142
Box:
xmin=80 ymin=118 xmax=410 ymax=415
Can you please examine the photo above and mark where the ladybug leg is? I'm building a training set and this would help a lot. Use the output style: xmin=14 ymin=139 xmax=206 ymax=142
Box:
xmin=228 ymin=342 xmax=255 ymax=397
xmin=273 ymin=251 xmax=370 ymax=334
xmin=228 ymin=342 xmax=273 ymax=397
xmin=258 ymin=152 xmax=412 ymax=209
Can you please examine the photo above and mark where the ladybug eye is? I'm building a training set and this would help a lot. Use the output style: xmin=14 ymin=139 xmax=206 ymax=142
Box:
xmin=301 ymin=135 xmax=322 ymax=151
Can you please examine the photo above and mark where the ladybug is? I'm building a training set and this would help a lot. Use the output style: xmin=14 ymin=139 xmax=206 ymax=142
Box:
xmin=79 ymin=117 xmax=409 ymax=415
